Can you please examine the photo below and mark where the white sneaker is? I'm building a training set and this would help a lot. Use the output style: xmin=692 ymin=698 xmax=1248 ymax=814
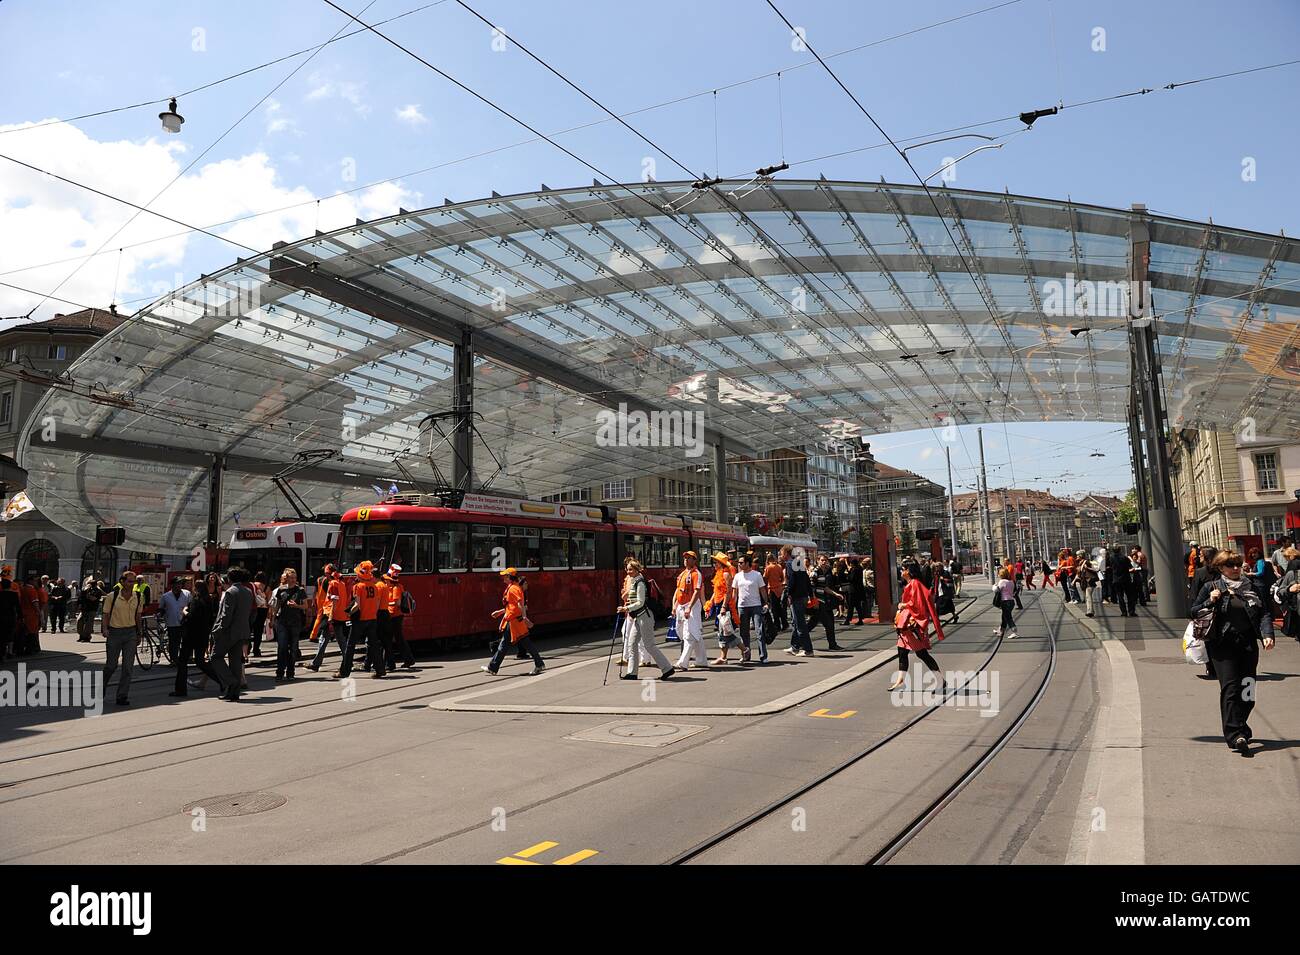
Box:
xmin=1006 ymin=631 xmax=1018 ymax=640
xmin=992 ymin=629 xmax=1003 ymax=636
xmin=480 ymin=665 xmax=497 ymax=674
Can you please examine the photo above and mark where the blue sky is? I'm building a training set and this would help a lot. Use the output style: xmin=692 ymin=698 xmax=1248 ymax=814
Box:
xmin=1 ymin=0 xmax=1296 ymax=497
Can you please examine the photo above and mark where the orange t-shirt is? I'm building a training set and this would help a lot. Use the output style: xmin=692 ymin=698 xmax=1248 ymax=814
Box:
xmin=763 ymin=563 xmax=784 ymax=596
xmin=674 ymin=568 xmax=701 ymax=607
xmin=384 ymin=579 xmax=404 ymax=616
xmin=327 ymin=578 xmax=351 ymax=622
xmin=352 ymin=578 xmax=382 ymax=621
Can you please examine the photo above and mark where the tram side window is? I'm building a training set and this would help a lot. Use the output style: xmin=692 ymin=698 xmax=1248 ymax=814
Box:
xmin=438 ymin=524 xmax=468 ymax=571
xmin=572 ymin=530 xmax=596 ymax=569
xmin=625 ymin=533 xmax=646 ymax=568
xmin=305 ymin=548 xmax=334 ymax=586
xmin=508 ymin=526 xmax=541 ymax=569
xmin=341 ymin=522 xmax=394 ymax=571
xmin=662 ymin=536 xmax=680 ymax=568
xmin=541 ymin=528 xmax=570 ymax=570
xmin=393 ymin=533 xmax=435 ymax=573
xmin=470 ymin=524 xmax=506 ymax=570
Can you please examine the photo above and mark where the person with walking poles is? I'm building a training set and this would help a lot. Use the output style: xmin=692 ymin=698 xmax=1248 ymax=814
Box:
xmin=482 ymin=568 xmax=544 ymax=675
xmin=101 ymin=570 xmax=145 ymax=707
xmin=200 ymin=567 xmax=255 ymax=702
xmin=1190 ymin=551 xmax=1276 ymax=756
xmin=672 ymin=550 xmax=708 ymax=670
xmin=617 ymin=559 xmax=675 ymax=680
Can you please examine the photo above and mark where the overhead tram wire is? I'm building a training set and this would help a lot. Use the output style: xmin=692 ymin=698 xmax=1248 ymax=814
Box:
xmin=320 ymin=0 xmax=880 ymax=449
xmin=1 ymin=54 xmax=1291 ymax=284
xmin=763 ymin=0 xmax=1048 ymax=421
xmin=21 ymin=0 xmax=385 ymax=320
xmin=447 ymin=0 xmax=986 ymax=463
xmin=0 ymin=1 xmax=453 ymax=138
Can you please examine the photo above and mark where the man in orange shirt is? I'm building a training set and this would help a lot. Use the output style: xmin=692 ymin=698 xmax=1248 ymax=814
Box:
xmin=337 ymin=561 xmax=381 ymax=680
xmin=381 ymin=563 xmax=416 ymax=671
xmin=673 ymin=550 xmax=707 ymax=670
xmin=763 ymin=553 xmax=787 ymax=632
xmin=307 ymin=565 xmax=350 ymax=673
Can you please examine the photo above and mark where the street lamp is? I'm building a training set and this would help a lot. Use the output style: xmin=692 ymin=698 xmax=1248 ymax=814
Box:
xmin=159 ymin=98 xmax=185 ymax=134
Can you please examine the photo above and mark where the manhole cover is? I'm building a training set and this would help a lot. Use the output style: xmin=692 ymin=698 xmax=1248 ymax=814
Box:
xmin=182 ymin=792 xmax=287 ymax=817
xmin=1138 ymin=657 xmax=1188 ymax=665
xmin=566 ymin=720 xmax=709 ymax=748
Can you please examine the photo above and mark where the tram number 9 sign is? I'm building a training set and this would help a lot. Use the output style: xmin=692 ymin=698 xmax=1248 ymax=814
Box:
xmin=357 ymin=507 xmax=371 ymax=522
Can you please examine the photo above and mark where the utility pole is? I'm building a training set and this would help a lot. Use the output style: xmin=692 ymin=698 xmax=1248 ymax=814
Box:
xmin=999 ymin=490 xmax=1012 ymax=563
xmin=945 ymin=445 xmax=959 ymax=563
xmin=978 ymin=427 xmax=994 ymax=580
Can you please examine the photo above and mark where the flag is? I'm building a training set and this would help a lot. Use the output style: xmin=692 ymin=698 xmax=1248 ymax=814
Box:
xmin=371 ymin=484 xmax=386 ymax=498
xmin=1 ymin=491 xmax=34 ymax=522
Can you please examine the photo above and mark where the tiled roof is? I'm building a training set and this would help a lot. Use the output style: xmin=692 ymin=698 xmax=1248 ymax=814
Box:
xmin=1 ymin=308 xmax=124 ymax=336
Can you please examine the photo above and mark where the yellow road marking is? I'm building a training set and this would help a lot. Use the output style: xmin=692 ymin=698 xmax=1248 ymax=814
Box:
xmin=553 ymin=849 xmax=599 ymax=865
xmin=809 ymin=708 xmax=857 ymax=719
xmin=496 ymin=856 xmax=540 ymax=865
xmin=515 ymin=840 xmax=559 ymax=858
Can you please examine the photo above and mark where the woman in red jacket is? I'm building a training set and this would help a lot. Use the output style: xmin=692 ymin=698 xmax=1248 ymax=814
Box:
xmin=889 ymin=562 xmax=946 ymax=692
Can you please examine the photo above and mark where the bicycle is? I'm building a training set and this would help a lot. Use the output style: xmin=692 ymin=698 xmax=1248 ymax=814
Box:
xmin=136 ymin=614 xmax=171 ymax=671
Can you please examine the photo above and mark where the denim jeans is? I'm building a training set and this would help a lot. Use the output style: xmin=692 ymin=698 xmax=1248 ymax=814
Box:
xmin=788 ymin=601 xmax=811 ymax=652
xmin=738 ymin=604 xmax=766 ymax=662
xmin=488 ymin=631 xmax=542 ymax=672
xmin=339 ymin=619 xmax=373 ymax=678
xmin=311 ymin=618 xmax=346 ymax=670
xmin=275 ymin=619 xmax=302 ymax=678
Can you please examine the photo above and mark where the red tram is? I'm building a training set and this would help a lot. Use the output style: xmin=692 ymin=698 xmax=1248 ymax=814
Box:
xmin=336 ymin=492 xmax=747 ymax=645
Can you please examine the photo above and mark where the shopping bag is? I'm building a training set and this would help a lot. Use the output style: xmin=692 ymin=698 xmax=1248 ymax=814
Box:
xmin=665 ymin=614 xmax=680 ymax=642
xmin=1182 ymin=620 xmax=1208 ymax=665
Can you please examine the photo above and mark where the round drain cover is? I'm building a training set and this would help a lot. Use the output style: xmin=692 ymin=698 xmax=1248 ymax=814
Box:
xmin=610 ymin=722 xmax=682 ymax=739
xmin=182 ymin=792 xmax=287 ymax=817
xmin=1138 ymin=656 xmax=1187 ymax=665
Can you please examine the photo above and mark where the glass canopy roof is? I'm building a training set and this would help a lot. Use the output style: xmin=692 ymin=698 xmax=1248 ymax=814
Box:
xmin=18 ymin=179 xmax=1300 ymax=551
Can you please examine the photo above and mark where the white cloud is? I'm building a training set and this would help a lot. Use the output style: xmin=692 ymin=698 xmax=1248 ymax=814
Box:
xmin=394 ymin=104 xmax=428 ymax=126
xmin=264 ymin=98 xmax=296 ymax=136
xmin=0 ymin=121 xmax=418 ymax=320
xmin=304 ymin=71 xmax=370 ymax=117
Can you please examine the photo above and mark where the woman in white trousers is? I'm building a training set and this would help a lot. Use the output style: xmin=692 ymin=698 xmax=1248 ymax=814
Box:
xmin=618 ymin=562 xmax=675 ymax=680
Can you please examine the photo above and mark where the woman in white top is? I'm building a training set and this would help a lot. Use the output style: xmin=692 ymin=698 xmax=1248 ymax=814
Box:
xmin=993 ymin=567 xmax=1018 ymax=640
xmin=730 ymin=554 xmax=770 ymax=664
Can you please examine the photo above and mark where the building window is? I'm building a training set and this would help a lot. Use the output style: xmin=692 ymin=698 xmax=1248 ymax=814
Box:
xmin=1259 ymin=516 xmax=1284 ymax=540
xmin=0 ymin=391 xmax=11 ymax=426
xmin=47 ymin=344 xmax=67 ymax=361
xmin=603 ymin=479 xmax=633 ymax=502
xmin=5 ymin=347 xmax=16 ymax=362
xmin=1254 ymin=452 xmax=1279 ymax=491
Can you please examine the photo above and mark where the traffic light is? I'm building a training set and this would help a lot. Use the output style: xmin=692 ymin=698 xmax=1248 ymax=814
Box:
xmin=96 ymin=527 xmax=126 ymax=546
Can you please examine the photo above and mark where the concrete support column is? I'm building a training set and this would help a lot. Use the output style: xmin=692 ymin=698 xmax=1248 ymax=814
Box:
xmin=452 ymin=328 xmax=474 ymax=494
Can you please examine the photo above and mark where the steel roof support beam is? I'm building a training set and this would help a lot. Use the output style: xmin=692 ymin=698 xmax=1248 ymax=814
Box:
xmin=269 ymin=252 xmax=748 ymax=457
xmin=1129 ymin=206 xmax=1186 ymax=619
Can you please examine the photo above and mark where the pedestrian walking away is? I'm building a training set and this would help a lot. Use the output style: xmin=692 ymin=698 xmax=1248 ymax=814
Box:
xmin=992 ymin=567 xmax=1018 ymax=640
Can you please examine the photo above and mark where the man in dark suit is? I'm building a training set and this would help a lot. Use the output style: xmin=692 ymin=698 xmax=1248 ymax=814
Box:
xmin=201 ymin=568 xmax=255 ymax=701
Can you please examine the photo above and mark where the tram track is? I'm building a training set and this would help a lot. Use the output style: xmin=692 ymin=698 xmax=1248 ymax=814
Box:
xmin=0 ymin=603 xmax=932 ymax=794
xmin=665 ymin=588 xmax=1058 ymax=865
